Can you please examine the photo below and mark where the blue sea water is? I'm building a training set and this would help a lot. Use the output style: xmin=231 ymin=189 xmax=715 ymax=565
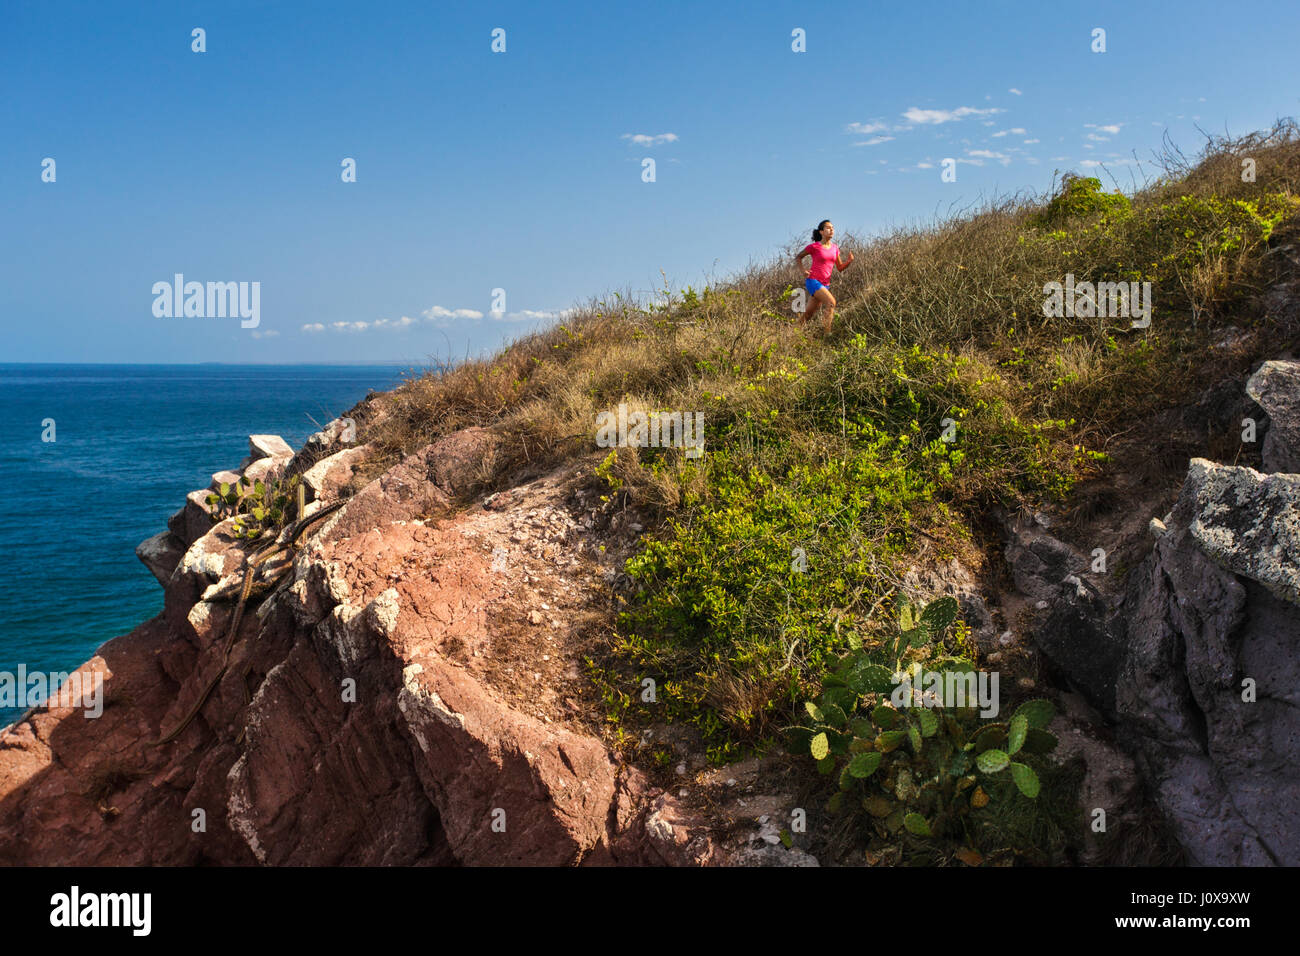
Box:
xmin=0 ymin=364 xmax=413 ymax=728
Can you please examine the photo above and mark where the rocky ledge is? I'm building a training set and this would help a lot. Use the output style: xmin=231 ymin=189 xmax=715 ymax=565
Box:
xmin=0 ymin=422 xmax=765 ymax=865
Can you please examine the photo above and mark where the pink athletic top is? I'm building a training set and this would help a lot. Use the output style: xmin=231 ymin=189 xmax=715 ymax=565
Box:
xmin=804 ymin=242 xmax=839 ymax=283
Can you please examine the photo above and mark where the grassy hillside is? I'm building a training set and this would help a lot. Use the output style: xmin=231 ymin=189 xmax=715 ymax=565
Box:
xmin=351 ymin=121 xmax=1300 ymax=862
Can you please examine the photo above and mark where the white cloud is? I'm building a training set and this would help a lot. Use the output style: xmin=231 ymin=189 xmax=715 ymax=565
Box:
xmin=422 ymin=304 xmax=576 ymax=326
xmin=251 ymin=330 xmax=279 ymax=339
xmin=1023 ymin=138 xmax=1040 ymax=144
xmin=621 ymin=132 xmax=678 ymax=147
xmin=1008 ymin=88 xmax=1023 ymax=96
xmin=967 ymin=148 xmax=1011 ymax=165
xmin=306 ymin=305 xmax=495 ymax=334
xmin=1085 ymin=123 xmax=1122 ymax=135
xmin=916 ymin=161 xmax=934 ymax=169
xmin=371 ymin=315 xmax=417 ymax=330
xmin=902 ymin=105 xmax=1004 ymax=125
xmin=1086 ymin=133 xmax=1110 ymax=142
xmin=852 ymin=135 xmax=894 ymax=146
xmin=846 ymin=121 xmax=889 ymax=134
xmin=423 ymin=305 xmax=485 ymax=321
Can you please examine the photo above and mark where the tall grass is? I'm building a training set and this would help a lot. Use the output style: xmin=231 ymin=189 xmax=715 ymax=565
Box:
xmin=358 ymin=122 xmax=1299 ymax=504
xmin=345 ymin=124 xmax=1298 ymax=750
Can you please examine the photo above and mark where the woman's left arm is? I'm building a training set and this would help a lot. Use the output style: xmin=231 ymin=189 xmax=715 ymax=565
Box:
xmin=837 ymin=249 xmax=855 ymax=271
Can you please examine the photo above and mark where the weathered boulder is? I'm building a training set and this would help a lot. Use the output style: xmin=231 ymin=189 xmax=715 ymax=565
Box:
xmin=241 ymin=456 xmax=283 ymax=485
xmin=304 ymin=416 xmax=360 ymax=455
xmin=301 ymin=444 xmax=371 ymax=502
xmin=1116 ymin=457 xmax=1300 ymax=865
xmin=209 ymin=469 xmax=242 ymax=491
xmin=319 ymin=443 xmax=449 ymax=542
xmin=249 ymin=434 xmax=294 ymax=462
xmin=396 ymin=655 xmax=619 ymax=864
xmin=167 ymin=489 xmax=217 ymax=548
xmin=1182 ymin=459 xmax=1300 ymax=603
xmin=160 ymin=518 xmax=250 ymax=637
xmin=135 ymin=531 xmax=186 ymax=587
xmin=1245 ymin=359 xmax=1300 ymax=473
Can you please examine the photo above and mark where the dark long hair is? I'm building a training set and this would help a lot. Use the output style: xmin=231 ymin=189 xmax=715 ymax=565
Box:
xmin=813 ymin=219 xmax=831 ymax=242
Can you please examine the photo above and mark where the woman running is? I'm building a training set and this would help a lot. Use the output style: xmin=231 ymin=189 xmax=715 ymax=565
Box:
xmin=796 ymin=219 xmax=854 ymax=334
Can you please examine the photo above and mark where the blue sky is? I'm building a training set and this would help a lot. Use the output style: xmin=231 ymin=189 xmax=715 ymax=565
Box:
xmin=2 ymin=0 xmax=1297 ymax=364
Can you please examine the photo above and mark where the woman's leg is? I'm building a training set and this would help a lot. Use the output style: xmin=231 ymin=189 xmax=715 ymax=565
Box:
xmin=815 ymin=288 xmax=835 ymax=332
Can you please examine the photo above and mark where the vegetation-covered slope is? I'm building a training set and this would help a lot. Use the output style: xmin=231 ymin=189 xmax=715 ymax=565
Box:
xmin=347 ymin=122 xmax=1300 ymax=862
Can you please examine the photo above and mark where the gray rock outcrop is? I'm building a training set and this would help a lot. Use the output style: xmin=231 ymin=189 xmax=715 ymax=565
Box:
xmin=1116 ymin=459 xmax=1300 ymax=865
xmin=1246 ymin=359 xmax=1300 ymax=473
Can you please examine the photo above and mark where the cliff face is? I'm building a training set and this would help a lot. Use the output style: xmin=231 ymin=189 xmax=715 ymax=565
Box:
xmin=0 ymin=426 xmax=727 ymax=865
xmin=3 ymin=359 xmax=1298 ymax=867
xmin=1002 ymin=360 xmax=1300 ymax=865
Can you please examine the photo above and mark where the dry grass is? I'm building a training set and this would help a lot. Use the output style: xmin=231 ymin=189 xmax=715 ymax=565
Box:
xmin=346 ymin=122 xmax=1300 ymax=517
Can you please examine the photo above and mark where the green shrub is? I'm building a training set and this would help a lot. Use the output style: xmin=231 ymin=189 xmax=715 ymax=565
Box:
xmin=1033 ymin=175 xmax=1132 ymax=227
xmin=790 ymin=597 xmax=1059 ymax=846
xmin=206 ymin=471 xmax=304 ymax=541
xmin=610 ymin=447 xmax=924 ymax=756
xmin=802 ymin=339 xmax=1092 ymax=505
xmin=600 ymin=342 xmax=1094 ymax=760
xmin=1023 ymin=188 xmax=1299 ymax=321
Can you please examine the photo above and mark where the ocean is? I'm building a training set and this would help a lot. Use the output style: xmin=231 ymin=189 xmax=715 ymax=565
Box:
xmin=0 ymin=364 xmax=413 ymax=728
